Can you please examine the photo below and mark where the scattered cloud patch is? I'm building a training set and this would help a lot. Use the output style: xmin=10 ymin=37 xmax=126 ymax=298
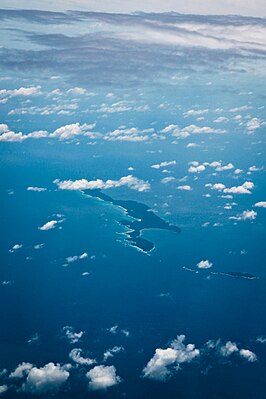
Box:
xmin=22 ymin=363 xmax=70 ymax=394
xmin=86 ymin=365 xmax=121 ymax=391
xmin=39 ymin=220 xmax=63 ymax=231
xmin=254 ymin=201 xmax=266 ymax=208
xmin=103 ymin=346 xmax=124 ymax=362
xmin=229 ymin=210 xmax=257 ymax=221
xmin=9 ymin=244 xmax=22 ymax=253
xmin=27 ymin=186 xmax=47 ymax=192
xmin=62 ymin=326 xmax=85 ymax=344
xmin=151 ymin=161 xmax=176 ymax=169
xmin=69 ymin=348 xmax=96 ymax=366
xmin=54 ymin=175 xmax=150 ymax=192
xmin=66 ymin=252 xmax=88 ymax=264
xmin=197 ymin=260 xmax=213 ymax=269
xmin=143 ymin=335 xmax=200 ymax=381
xmin=177 ymin=185 xmax=192 ymax=191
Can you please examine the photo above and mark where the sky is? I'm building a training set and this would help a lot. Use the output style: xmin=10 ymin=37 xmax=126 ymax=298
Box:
xmin=1 ymin=0 xmax=266 ymax=17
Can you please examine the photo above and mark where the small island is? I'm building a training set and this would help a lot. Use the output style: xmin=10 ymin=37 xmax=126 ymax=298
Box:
xmin=84 ymin=190 xmax=180 ymax=253
xmin=220 ymin=271 xmax=257 ymax=280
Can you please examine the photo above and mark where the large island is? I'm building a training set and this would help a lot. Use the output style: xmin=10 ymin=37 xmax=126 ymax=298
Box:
xmin=85 ymin=189 xmax=181 ymax=253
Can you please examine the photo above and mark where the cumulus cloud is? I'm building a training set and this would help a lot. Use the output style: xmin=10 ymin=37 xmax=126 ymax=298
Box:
xmin=69 ymin=348 xmax=96 ymax=366
xmin=0 ymin=86 xmax=42 ymax=100
xmin=86 ymin=365 xmax=121 ymax=391
xmin=143 ymin=335 xmax=199 ymax=381
xmin=104 ymin=127 xmax=150 ymax=142
xmin=207 ymin=181 xmax=254 ymax=195
xmin=215 ymin=163 xmax=234 ymax=172
xmin=66 ymin=252 xmax=88 ymax=264
xmin=0 ymin=127 xmax=48 ymax=142
xmin=239 ymin=349 xmax=257 ymax=362
xmin=9 ymin=362 xmax=33 ymax=379
xmin=161 ymin=177 xmax=176 ymax=184
xmin=9 ymin=244 xmax=22 ymax=253
xmin=161 ymin=124 xmax=225 ymax=138
xmin=103 ymin=346 xmax=124 ymax=362
xmin=206 ymin=339 xmax=257 ymax=363
xmin=246 ymin=118 xmax=264 ymax=131
xmin=229 ymin=210 xmax=257 ymax=221
xmin=27 ymin=186 xmax=47 ymax=192
xmin=188 ymin=165 xmax=205 ymax=173
xmin=151 ymin=161 xmax=176 ymax=169
xmin=50 ymin=122 xmax=96 ymax=140
xmin=22 ymin=363 xmax=70 ymax=394
xmin=67 ymin=87 xmax=87 ymax=95
xmin=38 ymin=220 xmax=62 ymax=231
xmin=54 ymin=175 xmax=150 ymax=192
xmin=254 ymin=201 xmax=266 ymax=208
xmin=197 ymin=260 xmax=213 ymax=269
xmin=220 ymin=341 xmax=239 ymax=357
xmin=177 ymin=185 xmax=192 ymax=191
xmin=0 ymin=385 xmax=8 ymax=395
xmin=0 ymin=122 xmax=96 ymax=142
xmin=223 ymin=181 xmax=254 ymax=195
xmin=183 ymin=109 xmax=208 ymax=118
xmin=62 ymin=326 xmax=85 ymax=344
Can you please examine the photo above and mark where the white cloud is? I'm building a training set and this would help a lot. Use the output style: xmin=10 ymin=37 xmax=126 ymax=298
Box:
xmin=161 ymin=177 xmax=176 ymax=184
xmin=86 ymin=365 xmax=121 ymax=391
xmin=143 ymin=335 xmax=199 ymax=381
xmin=208 ymin=181 xmax=254 ymax=195
xmin=104 ymin=127 xmax=150 ymax=142
xmin=9 ymin=244 xmax=22 ymax=253
xmin=230 ymin=210 xmax=257 ymax=221
xmin=256 ymin=336 xmax=266 ymax=344
xmin=207 ymin=339 xmax=258 ymax=362
xmin=188 ymin=165 xmax=205 ymax=173
xmin=223 ymin=181 xmax=254 ymax=195
xmin=197 ymin=260 xmax=213 ymax=269
xmin=69 ymin=348 xmax=96 ymax=366
xmin=103 ymin=346 xmax=124 ymax=362
xmin=50 ymin=122 xmax=96 ymax=140
xmin=27 ymin=186 xmax=47 ymax=192
xmin=254 ymin=201 xmax=266 ymax=208
xmin=22 ymin=363 xmax=70 ymax=394
xmin=215 ymin=163 xmax=234 ymax=172
xmin=249 ymin=165 xmax=263 ymax=172
xmin=62 ymin=326 xmax=85 ymax=344
xmin=0 ymin=385 xmax=8 ymax=395
xmin=214 ymin=116 xmax=229 ymax=123
xmin=66 ymin=252 xmax=88 ymax=263
xmin=0 ymin=128 xmax=48 ymax=142
xmin=186 ymin=142 xmax=199 ymax=148
xmin=143 ymin=348 xmax=178 ymax=381
xmin=54 ymin=175 xmax=150 ymax=192
xmin=177 ymin=185 xmax=192 ymax=191
xmin=0 ymin=124 xmax=9 ymax=133
xmin=151 ymin=160 xmax=176 ymax=169
xmin=0 ymin=86 xmax=42 ymax=99
xmin=162 ymin=124 xmax=225 ymax=138
xmin=10 ymin=362 xmax=33 ymax=379
xmin=239 ymin=349 xmax=257 ymax=362
xmin=183 ymin=109 xmax=208 ymax=118
xmin=67 ymin=87 xmax=87 ymax=95
xmin=39 ymin=220 xmax=62 ymax=231
xmin=220 ymin=341 xmax=238 ymax=357
xmin=246 ymin=118 xmax=264 ymax=131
